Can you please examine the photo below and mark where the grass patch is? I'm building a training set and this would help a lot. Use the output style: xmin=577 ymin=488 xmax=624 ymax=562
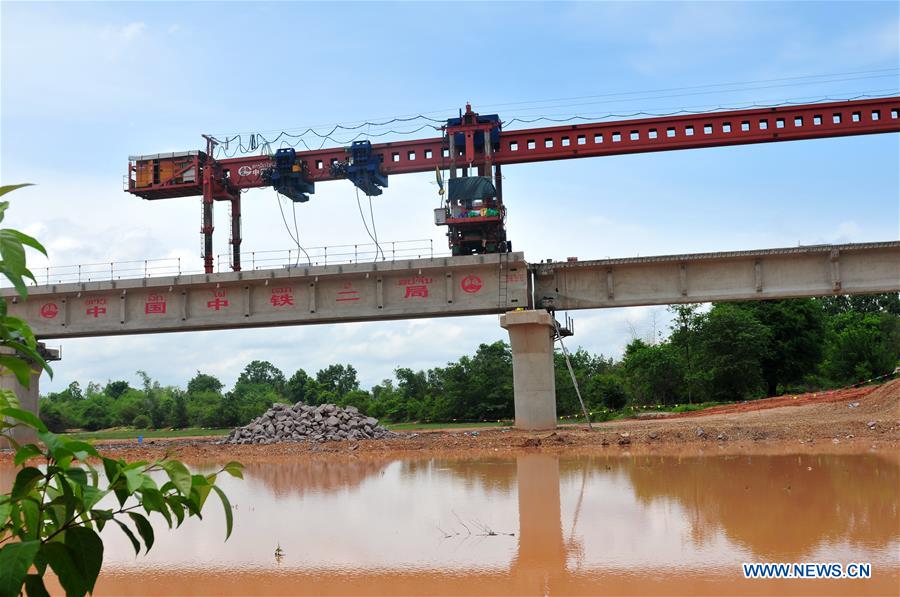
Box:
xmin=385 ymin=421 xmax=509 ymax=431
xmin=667 ymin=402 xmax=727 ymax=413
xmin=64 ymin=427 xmax=232 ymax=441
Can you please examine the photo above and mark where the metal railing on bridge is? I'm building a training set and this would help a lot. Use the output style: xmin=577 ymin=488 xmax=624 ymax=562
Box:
xmin=16 ymin=239 xmax=440 ymax=286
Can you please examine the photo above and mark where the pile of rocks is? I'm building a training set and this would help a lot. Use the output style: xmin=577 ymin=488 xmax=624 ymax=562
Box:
xmin=223 ymin=403 xmax=396 ymax=445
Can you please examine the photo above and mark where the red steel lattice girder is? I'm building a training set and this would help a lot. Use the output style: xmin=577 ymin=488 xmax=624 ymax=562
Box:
xmin=130 ymin=97 xmax=900 ymax=198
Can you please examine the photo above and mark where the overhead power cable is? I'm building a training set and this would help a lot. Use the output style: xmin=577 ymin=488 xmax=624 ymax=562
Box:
xmin=474 ymin=67 xmax=899 ymax=112
xmin=498 ymin=90 xmax=900 ymax=128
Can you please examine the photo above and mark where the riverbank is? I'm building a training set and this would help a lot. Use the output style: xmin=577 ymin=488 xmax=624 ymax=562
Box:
xmin=12 ymin=379 xmax=891 ymax=465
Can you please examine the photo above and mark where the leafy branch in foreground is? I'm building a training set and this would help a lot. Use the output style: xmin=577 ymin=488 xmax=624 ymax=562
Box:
xmin=0 ymin=396 xmax=244 ymax=597
xmin=0 ymin=185 xmax=244 ymax=596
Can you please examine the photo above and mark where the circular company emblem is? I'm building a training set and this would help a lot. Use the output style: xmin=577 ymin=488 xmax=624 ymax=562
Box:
xmin=460 ymin=275 xmax=483 ymax=294
xmin=237 ymin=165 xmax=253 ymax=176
xmin=40 ymin=303 xmax=59 ymax=319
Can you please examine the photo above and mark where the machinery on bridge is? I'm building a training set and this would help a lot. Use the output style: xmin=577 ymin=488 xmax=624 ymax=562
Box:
xmin=126 ymin=97 xmax=900 ymax=273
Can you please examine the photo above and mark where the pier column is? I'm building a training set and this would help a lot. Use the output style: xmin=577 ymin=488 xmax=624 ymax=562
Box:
xmin=0 ymin=367 xmax=40 ymax=447
xmin=501 ymin=310 xmax=557 ymax=430
xmin=0 ymin=344 xmax=59 ymax=447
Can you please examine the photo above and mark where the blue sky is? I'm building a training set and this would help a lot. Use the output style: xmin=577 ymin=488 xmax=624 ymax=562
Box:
xmin=2 ymin=1 xmax=898 ymax=393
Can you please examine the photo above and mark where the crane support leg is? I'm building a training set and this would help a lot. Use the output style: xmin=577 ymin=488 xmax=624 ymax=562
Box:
xmin=201 ymin=194 xmax=214 ymax=274
xmin=230 ymin=195 xmax=242 ymax=272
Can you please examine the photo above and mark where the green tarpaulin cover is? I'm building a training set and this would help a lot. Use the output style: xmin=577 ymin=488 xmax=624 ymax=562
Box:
xmin=448 ymin=176 xmax=496 ymax=202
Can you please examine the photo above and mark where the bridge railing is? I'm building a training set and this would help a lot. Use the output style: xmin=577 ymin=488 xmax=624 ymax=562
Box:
xmin=216 ymin=239 xmax=438 ymax=270
xmin=14 ymin=239 xmax=441 ymax=286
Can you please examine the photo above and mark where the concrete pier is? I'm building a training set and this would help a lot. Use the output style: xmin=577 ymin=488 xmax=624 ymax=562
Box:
xmin=0 ymin=344 xmax=59 ymax=447
xmin=501 ymin=310 xmax=557 ymax=431
xmin=0 ymin=361 xmax=41 ymax=447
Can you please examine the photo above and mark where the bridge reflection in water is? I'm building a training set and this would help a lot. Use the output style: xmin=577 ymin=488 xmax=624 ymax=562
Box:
xmin=9 ymin=451 xmax=893 ymax=596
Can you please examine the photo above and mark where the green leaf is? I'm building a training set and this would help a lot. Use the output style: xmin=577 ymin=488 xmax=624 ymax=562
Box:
xmin=0 ymin=540 xmax=40 ymax=597
xmin=23 ymin=574 xmax=51 ymax=597
xmin=13 ymin=443 xmax=42 ymax=466
xmin=190 ymin=474 xmax=212 ymax=509
xmin=211 ymin=485 xmax=234 ymax=540
xmin=167 ymin=498 xmax=185 ymax=527
xmin=0 ymin=499 xmax=11 ymax=525
xmin=113 ymin=519 xmax=141 ymax=556
xmin=161 ymin=461 xmax=191 ymax=496
xmin=21 ymin=499 xmax=39 ymax=540
xmin=139 ymin=489 xmax=171 ymax=528
xmin=23 ymin=574 xmax=50 ymax=597
xmin=63 ymin=467 xmax=88 ymax=487
xmin=0 ymin=356 xmax=34 ymax=388
xmin=65 ymin=527 xmax=103 ymax=595
xmin=123 ymin=468 xmax=145 ymax=494
xmin=0 ymin=184 xmax=34 ymax=198
xmin=0 ymin=229 xmax=46 ymax=257
xmin=128 ymin=512 xmax=154 ymax=553
xmin=82 ymin=487 xmax=107 ymax=511
xmin=0 ymin=237 xmax=27 ymax=278
xmin=101 ymin=458 xmax=121 ymax=484
xmin=223 ymin=461 xmax=244 ymax=479
xmin=61 ymin=440 xmax=98 ymax=461
xmin=11 ymin=467 xmax=43 ymax=499
xmin=43 ymin=542 xmax=86 ymax=597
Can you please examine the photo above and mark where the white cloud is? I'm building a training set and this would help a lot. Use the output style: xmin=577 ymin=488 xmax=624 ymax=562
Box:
xmin=114 ymin=21 xmax=145 ymax=41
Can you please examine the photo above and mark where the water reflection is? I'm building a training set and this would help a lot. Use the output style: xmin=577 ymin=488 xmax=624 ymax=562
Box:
xmin=3 ymin=451 xmax=895 ymax=595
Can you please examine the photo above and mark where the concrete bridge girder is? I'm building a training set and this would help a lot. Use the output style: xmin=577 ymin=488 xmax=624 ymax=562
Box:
xmin=2 ymin=241 xmax=898 ymax=432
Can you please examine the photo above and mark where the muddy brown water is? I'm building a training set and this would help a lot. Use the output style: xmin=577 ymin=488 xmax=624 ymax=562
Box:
xmin=3 ymin=451 xmax=898 ymax=596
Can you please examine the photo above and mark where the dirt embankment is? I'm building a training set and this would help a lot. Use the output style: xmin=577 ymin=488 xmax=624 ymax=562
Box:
xmin=3 ymin=381 xmax=898 ymax=464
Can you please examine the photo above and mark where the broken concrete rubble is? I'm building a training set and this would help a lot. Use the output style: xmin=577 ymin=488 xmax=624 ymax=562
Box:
xmin=223 ymin=403 xmax=397 ymax=444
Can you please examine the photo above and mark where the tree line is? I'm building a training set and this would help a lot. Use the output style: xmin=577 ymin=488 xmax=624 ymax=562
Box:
xmin=38 ymin=294 xmax=899 ymax=432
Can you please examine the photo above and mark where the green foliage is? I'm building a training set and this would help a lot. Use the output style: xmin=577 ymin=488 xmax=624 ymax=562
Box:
xmin=0 ymin=396 xmax=243 ymax=596
xmin=315 ymin=364 xmax=359 ymax=398
xmin=585 ymin=373 xmax=628 ymax=411
xmin=821 ymin=311 xmax=900 ymax=383
xmin=622 ymin=339 xmax=684 ymax=406
xmin=103 ymin=380 xmax=130 ymax=400
xmin=187 ymin=372 xmax=223 ymax=395
xmin=732 ymin=299 xmax=825 ymax=395
xmin=697 ymin=303 xmax=771 ymax=401
xmin=132 ymin=414 xmax=152 ymax=429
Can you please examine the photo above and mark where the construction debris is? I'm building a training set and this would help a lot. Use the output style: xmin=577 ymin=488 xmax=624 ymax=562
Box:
xmin=223 ymin=403 xmax=396 ymax=444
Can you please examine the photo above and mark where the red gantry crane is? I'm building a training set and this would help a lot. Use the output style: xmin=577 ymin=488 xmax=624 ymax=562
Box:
xmin=126 ymin=97 xmax=900 ymax=273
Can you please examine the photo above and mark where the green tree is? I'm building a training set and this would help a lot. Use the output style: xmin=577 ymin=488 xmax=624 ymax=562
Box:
xmin=315 ymin=364 xmax=359 ymax=398
xmin=697 ymin=304 xmax=771 ymax=401
xmin=585 ymin=373 xmax=628 ymax=411
xmin=236 ymin=360 xmax=286 ymax=391
xmin=622 ymin=339 xmax=684 ymax=406
xmin=104 ymin=380 xmax=130 ymax=399
xmin=817 ymin=293 xmax=900 ymax=316
xmin=733 ymin=299 xmax=825 ymax=395
xmin=170 ymin=390 xmax=189 ymax=428
xmin=187 ymin=372 xmax=224 ymax=395
xmin=821 ymin=311 xmax=900 ymax=383
xmin=668 ymin=304 xmax=705 ymax=403
xmin=285 ymin=369 xmax=314 ymax=404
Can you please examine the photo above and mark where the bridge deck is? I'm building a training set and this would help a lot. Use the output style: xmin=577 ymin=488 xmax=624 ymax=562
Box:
xmin=4 ymin=242 xmax=898 ymax=340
